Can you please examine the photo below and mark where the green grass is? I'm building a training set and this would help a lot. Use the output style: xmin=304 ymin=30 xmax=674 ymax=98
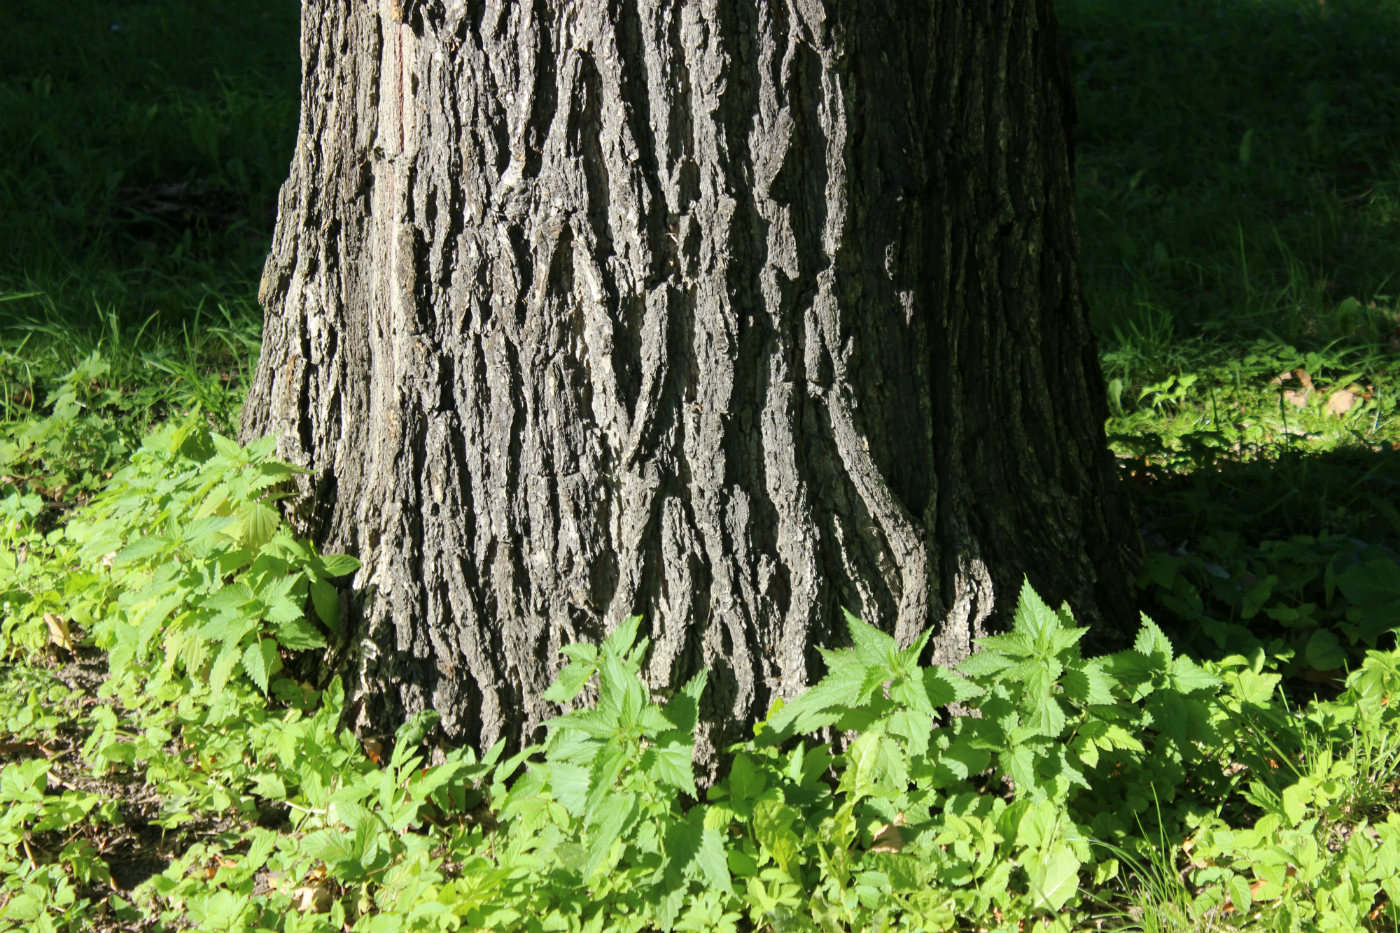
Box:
xmin=0 ymin=0 xmax=296 ymax=433
xmin=4 ymin=0 xmax=1400 ymax=930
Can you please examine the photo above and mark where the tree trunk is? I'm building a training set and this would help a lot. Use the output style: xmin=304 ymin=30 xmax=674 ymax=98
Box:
xmin=243 ymin=0 xmax=1139 ymax=763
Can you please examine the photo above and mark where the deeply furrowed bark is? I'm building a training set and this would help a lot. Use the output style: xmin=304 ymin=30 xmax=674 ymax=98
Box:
xmin=243 ymin=0 xmax=1139 ymax=764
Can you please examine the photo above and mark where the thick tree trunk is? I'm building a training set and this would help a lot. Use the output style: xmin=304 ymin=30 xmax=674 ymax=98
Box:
xmin=243 ymin=0 xmax=1139 ymax=762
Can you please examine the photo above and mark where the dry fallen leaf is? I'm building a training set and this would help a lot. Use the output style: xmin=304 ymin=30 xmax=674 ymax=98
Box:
xmin=869 ymin=822 xmax=906 ymax=853
xmin=292 ymin=884 xmax=334 ymax=913
xmin=1282 ymin=388 xmax=1309 ymax=409
xmin=1326 ymin=388 xmax=1357 ymax=417
xmin=43 ymin=613 xmax=74 ymax=652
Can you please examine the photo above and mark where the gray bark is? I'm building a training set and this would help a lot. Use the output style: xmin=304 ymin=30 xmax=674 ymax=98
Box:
xmin=243 ymin=0 xmax=1139 ymax=764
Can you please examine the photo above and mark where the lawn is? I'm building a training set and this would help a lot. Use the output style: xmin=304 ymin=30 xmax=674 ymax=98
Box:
xmin=3 ymin=1 xmax=1400 ymax=930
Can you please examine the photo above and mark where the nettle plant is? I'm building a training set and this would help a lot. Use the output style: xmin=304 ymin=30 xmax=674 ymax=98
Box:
xmin=427 ymin=583 xmax=1226 ymax=933
xmin=66 ymin=418 xmax=358 ymax=708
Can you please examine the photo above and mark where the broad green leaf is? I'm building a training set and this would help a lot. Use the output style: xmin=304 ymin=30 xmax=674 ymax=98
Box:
xmin=210 ymin=433 xmax=246 ymax=460
xmin=958 ymin=648 xmax=1016 ymax=679
xmin=696 ymin=827 xmax=734 ymax=897
xmin=1012 ymin=578 xmax=1063 ymax=652
xmin=583 ymin=740 xmax=629 ymax=818
xmin=209 ymin=642 xmax=242 ymax=694
xmin=933 ymin=734 xmax=991 ymax=784
xmin=395 ymin=709 xmax=441 ymax=753
xmin=597 ymin=648 xmax=643 ymax=721
xmin=309 ymin=577 xmax=340 ymax=631
xmin=602 ymin=615 xmax=642 ymax=658
xmin=319 ymin=552 xmax=362 ymax=578
xmin=768 ymin=655 xmax=870 ymax=735
xmin=560 ymin=642 xmax=599 ymax=663
xmin=1303 ymin=630 xmax=1345 ymax=671
xmin=645 ymin=740 xmax=697 ymax=796
xmin=1062 ymin=659 xmax=1117 ymax=707
xmin=1001 ymin=744 xmax=1037 ymax=798
xmin=1170 ymin=655 xmax=1221 ymax=694
xmin=1027 ymin=844 xmax=1079 ymax=912
xmin=727 ymin=752 xmax=768 ymax=806
xmin=1227 ymin=872 xmax=1253 ymax=914
xmin=1024 ymin=692 xmax=1067 ymax=738
xmin=548 ymin=761 xmax=591 ymax=816
xmin=752 ymin=797 xmax=802 ymax=877
xmin=234 ymin=502 xmax=282 ymax=550
xmin=251 ymin=773 xmax=287 ymax=800
xmin=302 ymin=828 xmax=357 ymax=867
xmin=661 ymin=669 xmax=707 ymax=734
xmin=582 ymin=792 xmax=638 ymax=880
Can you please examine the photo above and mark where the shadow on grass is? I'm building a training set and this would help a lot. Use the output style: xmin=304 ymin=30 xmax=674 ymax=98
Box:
xmin=0 ymin=0 xmax=300 ymax=338
xmin=1124 ymin=441 xmax=1400 ymax=677
xmin=1060 ymin=0 xmax=1400 ymax=353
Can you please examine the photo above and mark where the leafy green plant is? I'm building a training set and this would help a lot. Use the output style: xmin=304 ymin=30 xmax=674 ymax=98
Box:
xmin=68 ymin=417 xmax=358 ymax=704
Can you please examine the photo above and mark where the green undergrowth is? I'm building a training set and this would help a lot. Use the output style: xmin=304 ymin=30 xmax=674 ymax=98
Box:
xmin=1062 ymin=0 xmax=1400 ymax=679
xmin=4 ymin=424 xmax=1400 ymax=932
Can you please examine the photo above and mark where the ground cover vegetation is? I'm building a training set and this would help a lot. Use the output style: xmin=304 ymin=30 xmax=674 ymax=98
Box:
xmin=2 ymin=0 xmax=1399 ymax=930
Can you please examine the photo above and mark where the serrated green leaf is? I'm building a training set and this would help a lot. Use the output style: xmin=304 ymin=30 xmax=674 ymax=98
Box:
xmin=242 ymin=638 xmax=279 ymax=693
xmin=697 ymin=826 xmax=734 ymax=896
xmin=959 ymin=648 xmax=1017 ymax=679
xmin=844 ymin=609 xmax=896 ymax=668
xmin=645 ymin=740 xmax=697 ymax=796
xmin=726 ymin=752 xmax=768 ymax=807
xmin=661 ymin=669 xmax=706 ymax=735
xmin=1073 ymin=735 xmax=1100 ymax=769
xmin=1170 ymin=655 xmax=1221 ymax=694
xmin=548 ymin=761 xmax=591 ymax=816
xmin=251 ymin=773 xmax=287 ymax=800
xmin=582 ymin=792 xmax=637 ymax=880
xmin=1062 ymin=659 xmax=1118 ymax=706
xmin=1013 ymin=577 xmax=1062 ymax=648
xmin=209 ymin=642 xmax=242 ymax=695
xmin=1134 ymin=616 xmax=1174 ymax=666
xmin=210 ymin=433 xmax=246 ymax=460
xmin=752 ymin=797 xmax=801 ymax=877
xmin=769 ymin=655 xmax=870 ymax=736
xmin=543 ymin=659 xmax=595 ymax=704
xmin=583 ymin=740 xmax=629 ymax=818
xmin=232 ymin=502 xmax=282 ymax=550
xmin=597 ymin=647 xmax=641 ymax=718
xmin=392 ymin=710 xmax=441 ymax=767
xmin=319 ymin=552 xmax=361 ymax=578
xmin=273 ymin=615 xmax=326 ymax=650
xmin=1001 ymin=744 xmax=1037 ymax=798
xmin=602 ymin=615 xmax=642 ymax=658
xmin=1025 ymin=692 xmax=1068 ymax=738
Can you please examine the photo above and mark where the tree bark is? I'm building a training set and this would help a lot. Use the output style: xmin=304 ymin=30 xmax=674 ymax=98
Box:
xmin=243 ymin=0 xmax=1139 ymax=763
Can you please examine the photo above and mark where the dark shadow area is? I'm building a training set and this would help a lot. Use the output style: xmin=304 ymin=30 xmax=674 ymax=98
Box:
xmin=1059 ymin=0 xmax=1400 ymax=679
xmin=1126 ymin=444 xmax=1400 ymax=672
xmin=1061 ymin=0 xmax=1400 ymax=350
xmin=0 ymin=0 xmax=300 ymax=335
